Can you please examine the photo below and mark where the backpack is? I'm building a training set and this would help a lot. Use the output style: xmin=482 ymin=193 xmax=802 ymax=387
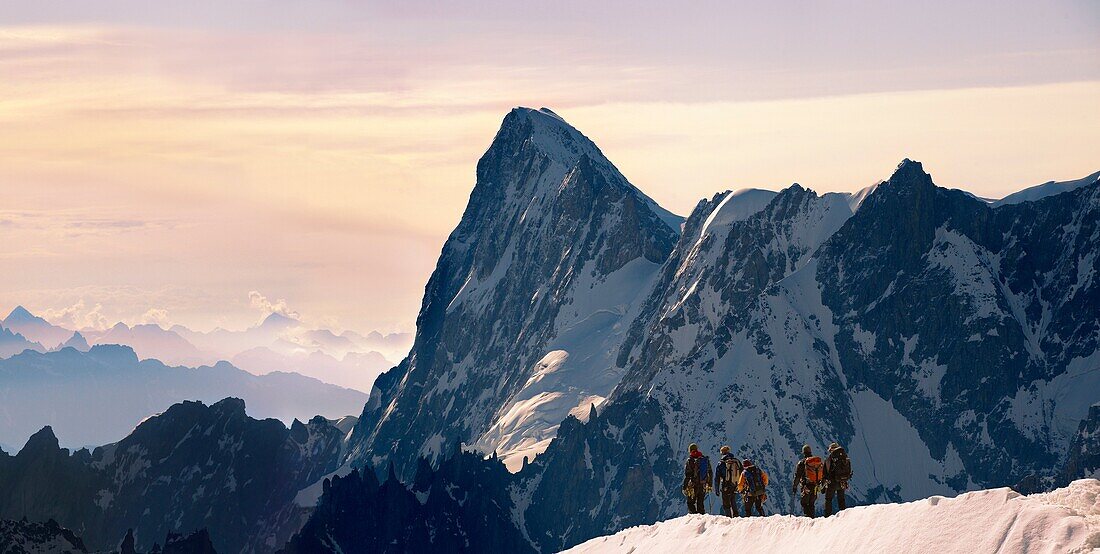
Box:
xmin=686 ymin=456 xmax=710 ymax=485
xmin=744 ymin=466 xmax=765 ymax=496
xmin=829 ymin=450 xmax=852 ymax=482
xmin=697 ymin=455 xmax=711 ymax=484
xmin=803 ymin=456 xmax=824 ymax=485
xmin=722 ymin=457 xmax=742 ymax=489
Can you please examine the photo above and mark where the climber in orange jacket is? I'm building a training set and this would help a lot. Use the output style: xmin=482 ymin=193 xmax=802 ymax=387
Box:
xmin=736 ymin=459 xmax=769 ymax=516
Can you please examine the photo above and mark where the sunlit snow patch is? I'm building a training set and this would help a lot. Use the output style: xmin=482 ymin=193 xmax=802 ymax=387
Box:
xmin=564 ymin=479 xmax=1100 ymax=554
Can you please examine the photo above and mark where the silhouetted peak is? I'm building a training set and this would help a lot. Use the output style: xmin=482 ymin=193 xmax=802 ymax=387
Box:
xmin=889 ymin=158 xmax=931 ymax=183
xmin=289 ymin=418 xmax=308 ymax=441
xmin=21 ymin=425 xmax=60 ymax=454
xmin=119 ymin=528 xmax=136 ymax=554
xmin=211 ymin=397 xmax=247 ymax=417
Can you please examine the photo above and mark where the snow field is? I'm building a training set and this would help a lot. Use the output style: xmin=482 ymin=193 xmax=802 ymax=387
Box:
xmin=563 ymin=479 xmax=1100 ymax=554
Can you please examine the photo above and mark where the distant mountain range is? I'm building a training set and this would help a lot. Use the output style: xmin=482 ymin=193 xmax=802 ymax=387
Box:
xmin=0 ymin=345 xmax=367 ymax=449
xmin=1 ymin=306 xmax=72 ymax=350
xmin=0 ymin=306 xmax=411 ymax=392
xmin=0 ymin=324 xmax=41 ymax=359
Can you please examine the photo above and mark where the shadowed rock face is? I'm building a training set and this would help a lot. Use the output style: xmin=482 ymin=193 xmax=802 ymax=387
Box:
xmin=1061 ymin=405 xmax=1100 ymax=483
xmin=0 ymin=518 xmax=88 ymax=554
xmin=347 ymin=107 xmax=681 ymax=475
xmin=817 ymin=160 xmax=1100 ymax=488
xmin=0 ymin=399 xmax=348 ymax=554
xmin=282 ymin=451 xmax=531 ymax=554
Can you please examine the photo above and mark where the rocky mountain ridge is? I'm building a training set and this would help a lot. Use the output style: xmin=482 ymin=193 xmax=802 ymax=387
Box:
xmin=0 ymin=398 xmax=349 ymax=553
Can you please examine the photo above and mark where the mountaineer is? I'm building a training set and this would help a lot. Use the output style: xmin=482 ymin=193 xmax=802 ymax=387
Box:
xmin=792 ymin=444 xmax=823 ymax=518
xmin=823 ymin=442 xmax=853 ymax=516
xmin=713 ymin=445 xmax=743 ymax=517
xmin=682 ymin=443 xmax=712 ymax=514
xmin=736 ymin=458 xmax=769 ymax=516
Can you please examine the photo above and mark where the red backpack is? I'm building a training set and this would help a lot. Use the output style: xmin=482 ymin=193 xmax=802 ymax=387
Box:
xmin=804 ymin=456 xmax=824 ymax=484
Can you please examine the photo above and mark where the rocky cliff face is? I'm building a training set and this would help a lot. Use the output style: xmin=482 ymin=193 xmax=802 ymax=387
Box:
xmin=1061 ymin=405 xmax=1100 ymax=483
xmin=0 ymin=399 xmax=348 ymax=553
xmin=815 ymin=160 xmax=1100 ymax=493
xmin=347 ymin=107 xmax=681 ymax=473
xmin=597 ymin=181 xmax=873 ymax=516
xmin=0 ymin=519 xmax=88 ymax=553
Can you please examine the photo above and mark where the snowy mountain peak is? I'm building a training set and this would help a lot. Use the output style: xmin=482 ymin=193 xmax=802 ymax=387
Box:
xmin=496 ymin=106 xmax=603 ymax=166
xmin=535 ymin=106 xmax=564 ymax=119
xmin=489 ymin=107 xmax=682 ymax=231
xmin=697 ymin=188 xmax=778 ymax=237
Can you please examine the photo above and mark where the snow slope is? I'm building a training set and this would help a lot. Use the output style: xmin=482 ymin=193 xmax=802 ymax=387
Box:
xmin=565 ymin=479 xmax=1100 ymax=554
xmin=995 ymin=170 xmax=1100 ymax=206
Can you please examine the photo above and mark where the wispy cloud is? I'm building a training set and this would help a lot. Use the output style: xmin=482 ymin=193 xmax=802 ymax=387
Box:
xmin=0 ymin=210 xmax=164 ymax=231
xmin=248 ymin=291 xmax=299 ymax=322
xmin=139 ymin=308 xmax=170 ymax=326
xmin=42 ymin=299 xmax=110 ymax=330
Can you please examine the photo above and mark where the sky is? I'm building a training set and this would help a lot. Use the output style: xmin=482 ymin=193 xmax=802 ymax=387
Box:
xmin=0 ymin=1 xmax=1097 ymax=334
